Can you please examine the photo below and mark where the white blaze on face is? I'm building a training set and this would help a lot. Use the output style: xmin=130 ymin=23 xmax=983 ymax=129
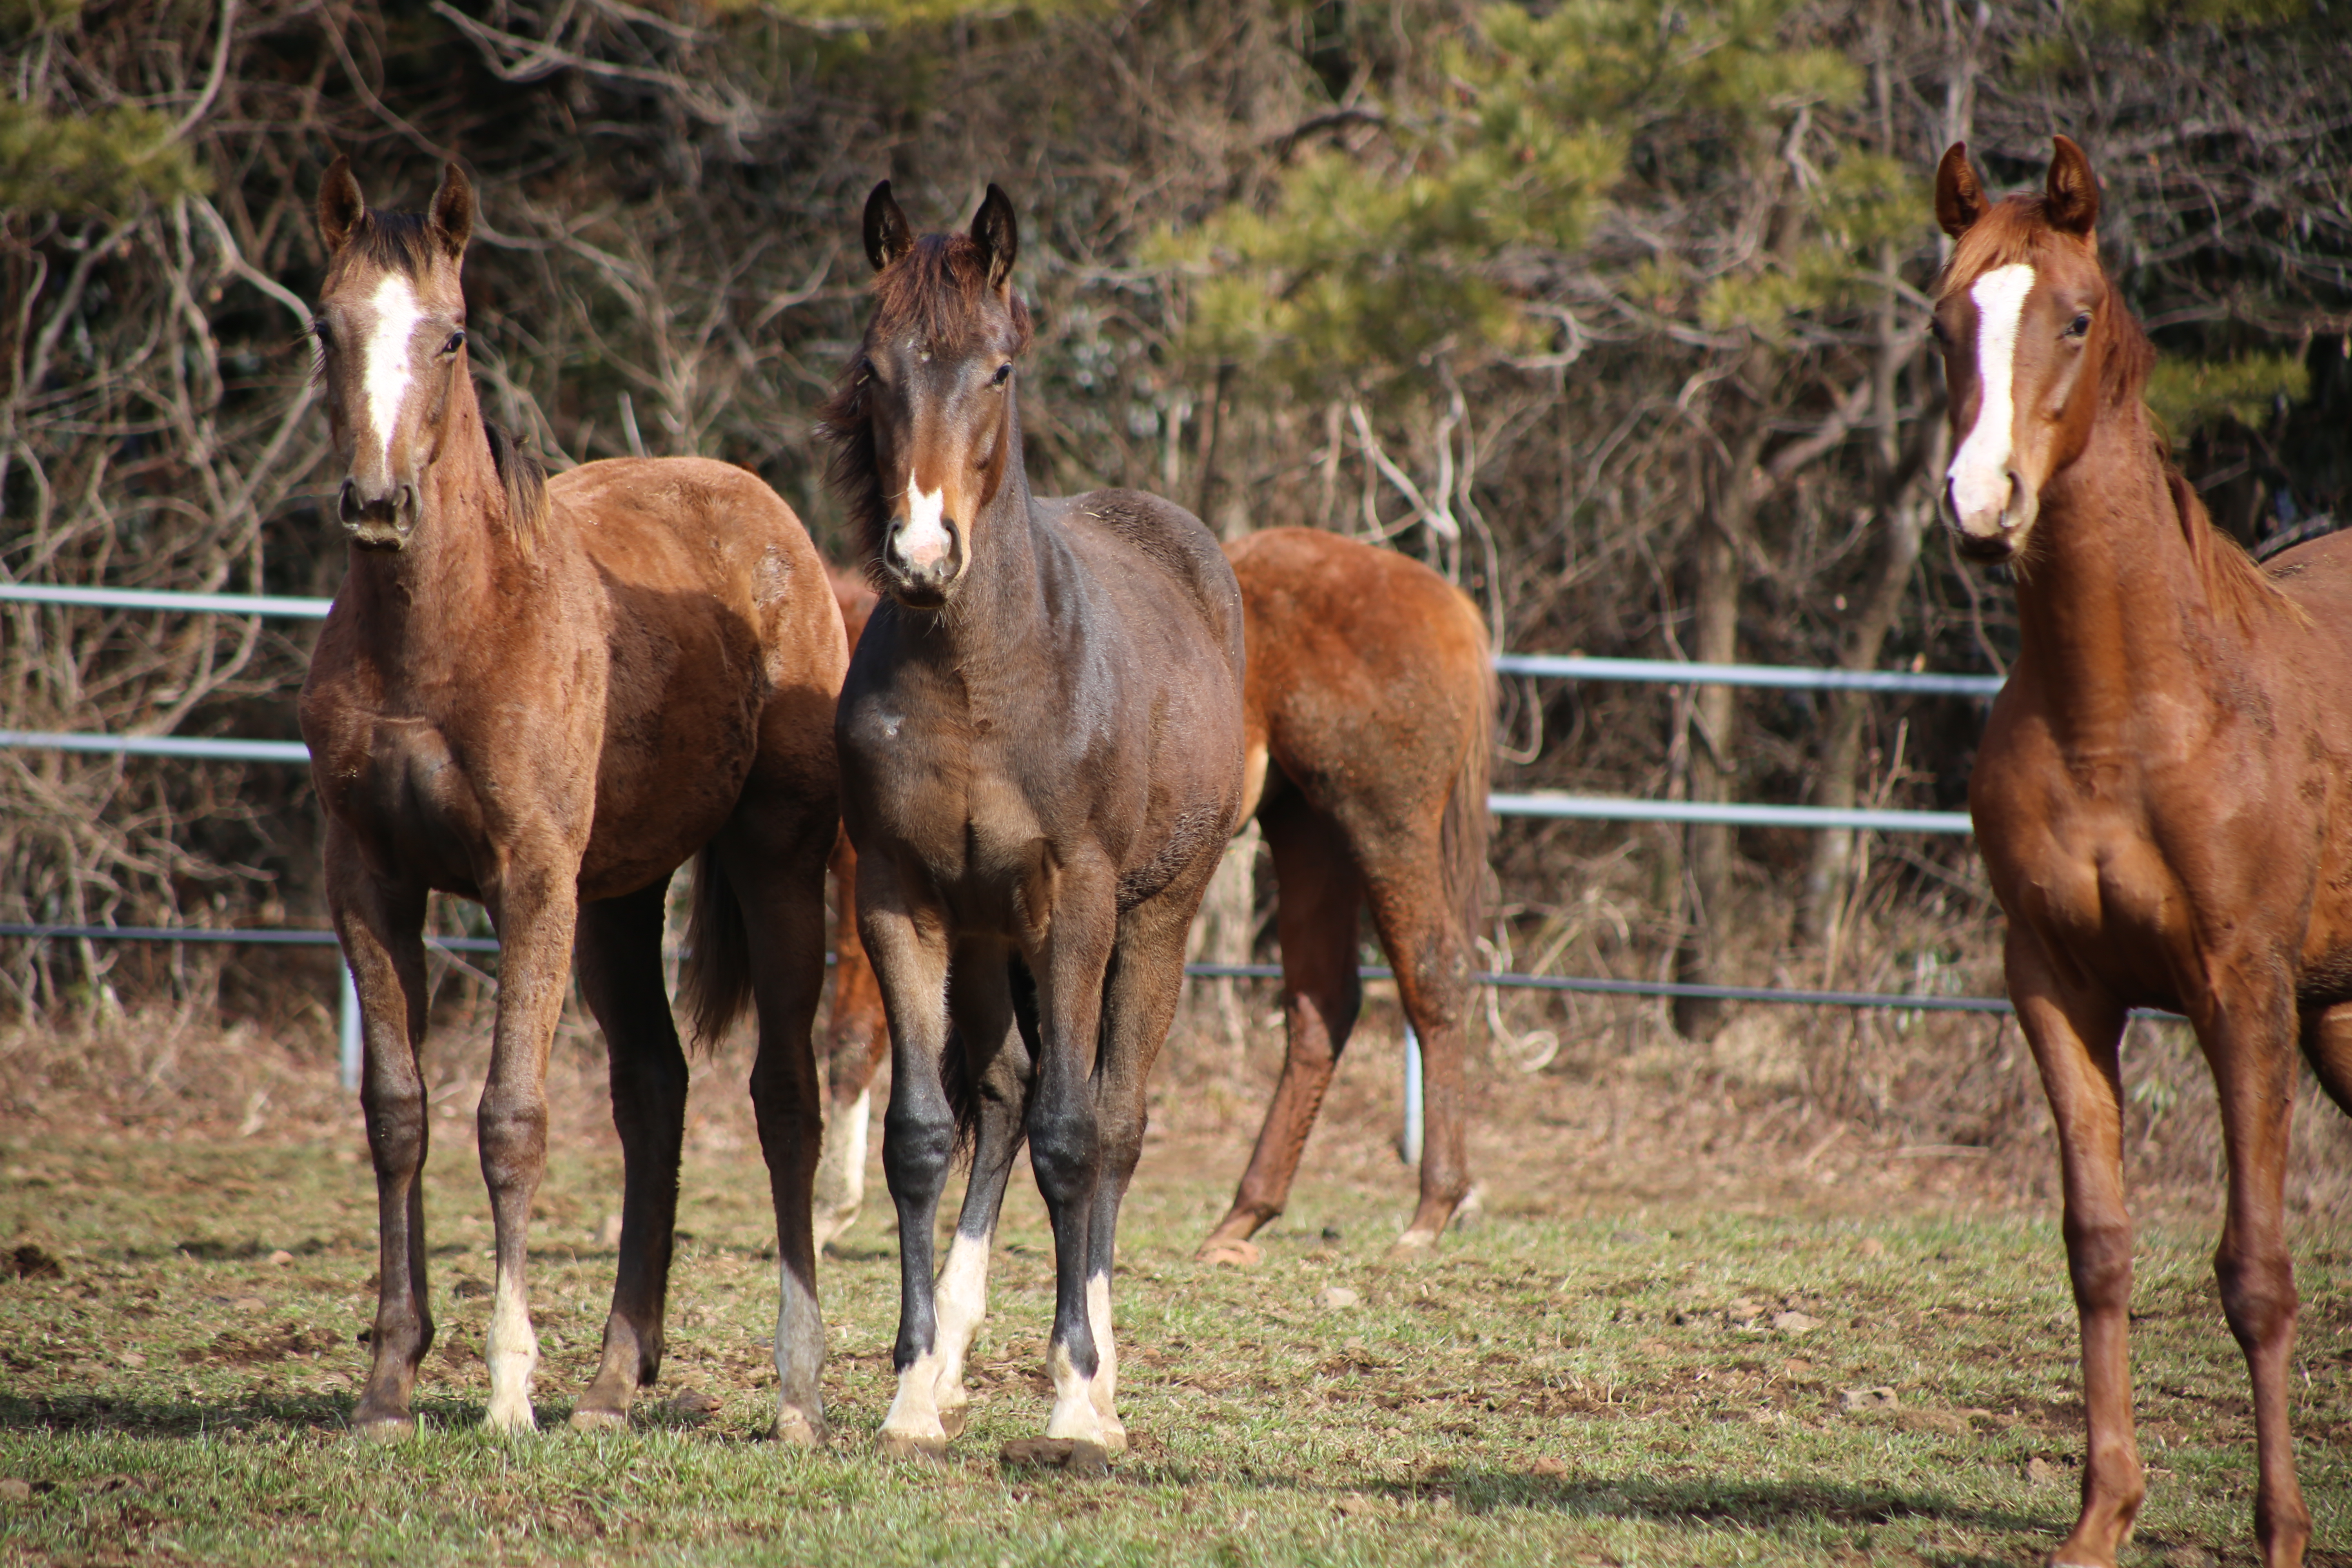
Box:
xmin=896 ymin=477 xmax=953 ymax=570
xmin=361 ymin=273 xmax=425 ymax=472
xmin=1945 ymin=263 xmax=2038 ymax=525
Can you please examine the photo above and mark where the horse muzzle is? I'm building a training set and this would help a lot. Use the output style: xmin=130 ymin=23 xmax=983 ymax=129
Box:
xmin=339 ymin=479 xmax=417 ymax=551
xmin=1946 ymin=473 xmax=2038 ymax=563
xmin=881 ymin=515 xmax=963 ymax=608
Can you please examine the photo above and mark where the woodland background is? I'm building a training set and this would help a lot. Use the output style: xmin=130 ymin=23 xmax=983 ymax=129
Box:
xmin=4 ymin=0 xmax=2351 ymax=1167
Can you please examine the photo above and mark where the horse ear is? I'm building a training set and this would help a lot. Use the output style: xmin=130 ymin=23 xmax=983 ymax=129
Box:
xmin=319 ymin=155 xmax=365 ymax=254
xmin=864 ymin=181 xmax=914 ymax=272
xmin=972 ymin=183 xmax=1017 ymax=293
xmin=1934 ymin=143 xmax=1989 ymax=239
xmin=428 ymin=163 xmax=475 ymax=261
xmin=2045 ymin=134 xmax=2100 ymax=237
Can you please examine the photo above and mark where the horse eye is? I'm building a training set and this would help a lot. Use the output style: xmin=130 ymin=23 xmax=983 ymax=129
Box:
xmin=311 ymin=319 xmax=332 ymax=346
xmin=991 ymin=363 xmax=1012 ymax=387
xmin=442 ymin=330 xmax=467 ymax=355
xmin=1927 ymin=318 xmax=1949 ymax=347
xmin=2066 ymin=313 xmax=2091 ymax=338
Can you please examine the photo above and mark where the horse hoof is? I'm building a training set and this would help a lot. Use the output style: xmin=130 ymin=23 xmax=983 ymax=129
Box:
xmin=1197 ymin=1239 xmax=1260 ymax=1267
xmin=482 ymin=1404 xmax=539 ymax=1435
xmin=349 ymin=1413 xmax=416 ymax=1444
xmin=569 ymin=1407 xmax=628 ymax=1432
xmin=1000 ymin=1437 xmax=1109 ymax=1477
xmin=937 ymin=1404 xmax=968 ymax=1439
xmin=1387 ymin=1230 xmax=1439 ymax=1260
xmin=877 ymin=1429 xmax=949 ymax=1463
xmin=1098 ymin=1421 xmax=1128 ymax=1457
xmin=769 ymin=1409 xmax=828 ymax=1448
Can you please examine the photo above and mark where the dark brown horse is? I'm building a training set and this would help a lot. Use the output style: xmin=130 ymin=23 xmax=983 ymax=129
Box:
xmin=810 ymin=532 xmax=1494 ymax=1261
xmin=301 ymin=160 xmax=845 ymax=1443
xmin=1937 ymin=136 xmax=2352 ymax=1567
xmin=824 ymin=181 xmax=1245 ymax=1465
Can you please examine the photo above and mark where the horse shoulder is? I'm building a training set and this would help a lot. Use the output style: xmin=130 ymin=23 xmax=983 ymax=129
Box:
xmin=1060 ymin=488 xmax=1243 ymax=659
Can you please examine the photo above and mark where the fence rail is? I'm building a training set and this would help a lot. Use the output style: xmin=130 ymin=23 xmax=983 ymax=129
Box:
xmin=4 ymin=578 xmax=2015 ymax=1115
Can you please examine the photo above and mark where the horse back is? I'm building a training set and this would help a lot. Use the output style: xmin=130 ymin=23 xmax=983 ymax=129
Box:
xmin=547 ymin=457 xmax=844 ymax=894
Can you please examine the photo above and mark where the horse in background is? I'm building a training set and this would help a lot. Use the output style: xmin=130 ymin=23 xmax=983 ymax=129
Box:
xmin=826 ymin=180 xmax=1245 ymax=1466
xmin=814 ymin=566 xmax=886 ymax=1250
xmin=1196 ymin=528 xmax=1492 ymax=1261
xmin=1937 ymin=135 xmax=2352 ymax=1568
xmin=301 ymin=159 xmax=844 ymax=1444
xmin=810 ymin=533 xmax=1494 ymax=1262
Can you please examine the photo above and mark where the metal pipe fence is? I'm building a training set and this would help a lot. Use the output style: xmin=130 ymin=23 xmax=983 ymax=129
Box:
xmin=3 ymin=579 xmax=2015 ymax=1124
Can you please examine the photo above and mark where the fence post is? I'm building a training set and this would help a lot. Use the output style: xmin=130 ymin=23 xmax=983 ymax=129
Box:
xmin=339 ymin=961 xmax=362 ymax=1093
xmin=1400 ymin=1023 xmax=1422 ymax=1166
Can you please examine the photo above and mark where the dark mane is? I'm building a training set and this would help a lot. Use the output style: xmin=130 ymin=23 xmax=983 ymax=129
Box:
xmin=347 ymin=209 xmax=439 ymax=278
xmin=484 ymin=417 xmax=550 ymax=555
xmin=817 ymin=231 xmax=1034 ymax=564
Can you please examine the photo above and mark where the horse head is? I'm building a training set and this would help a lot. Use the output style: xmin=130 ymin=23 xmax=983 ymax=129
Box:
xmin=824 ymin=180 xmax=1033 ymax=609
xmin=1931 ymin=135 xmax=2127 ymax=564
xmin=312 ymin=157 xmax=476 ymax=551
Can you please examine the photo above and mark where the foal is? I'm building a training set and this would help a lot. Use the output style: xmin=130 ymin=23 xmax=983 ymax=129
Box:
xmin=1937 ymin=137 xmax=2352 ymax=1567
xmin=825 ymin=182 xmax=1246 ymax=1464
xmin=301 ymin=160 xmax=844 ymax=1441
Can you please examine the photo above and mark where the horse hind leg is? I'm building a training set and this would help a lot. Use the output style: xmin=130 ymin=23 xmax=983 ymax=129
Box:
xmin=569 ymin=882 xmax=687 ymax=1430
xmin=1198 ymin=797 xmax=1362 ymax=1263
xmin=1084 ymin=887 xmax=1209 ymax=1456
xmin=815 ymin=830 xmax=891 ymax=1252
xmin=2300 ymin=1002 xmax=2352 ymax=1118
xmin=1363 ymin=853 xmax=1476 ymax=1254
xmin=722 ymin=822 xmax=838 ymax=1448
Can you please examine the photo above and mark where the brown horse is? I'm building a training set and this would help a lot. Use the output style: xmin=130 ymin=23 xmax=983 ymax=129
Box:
xmin=810 ymin=532 xmax=1494 ymax=1260
xmin=1937 ymin=136 xmax=2352 ymax=1567
xmin=814 ymin=566 xmax=886 ymax=1250
xmin=824 ymin=181 xmax=1245 ymax=1465
xmin=1198 ymin=528 xmax=1492 ymax=1259
xmin=300 ymin=160 xmax=845 ymax=1443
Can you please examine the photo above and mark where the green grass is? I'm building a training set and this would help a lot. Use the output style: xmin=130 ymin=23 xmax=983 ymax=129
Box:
xmin=1 ymin=1119 xmax=2347 ymax=1566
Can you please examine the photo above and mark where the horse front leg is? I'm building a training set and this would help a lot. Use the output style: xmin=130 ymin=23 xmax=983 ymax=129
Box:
xmin=477 ymin=859 xmax=580 ymax=1434
xmin=862 ymin=863 xmax=960 ymax=1460
xmin=2205 ymin=990 xmax=2311 ymax=1568
xmin=2009 ymin=933 xmax=2138 ymax=1568
xmin=330 ymin=827 xmax=435 ymax=1439
xmin=1027 ymin=874 xmax=1119 ymax=1464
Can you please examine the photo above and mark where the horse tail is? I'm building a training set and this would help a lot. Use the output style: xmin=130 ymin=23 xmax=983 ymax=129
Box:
xmin=681 ymin=847 xmax=754 ymax=1052
xmin=1442 ymin=593 xmax=1497 ymax=950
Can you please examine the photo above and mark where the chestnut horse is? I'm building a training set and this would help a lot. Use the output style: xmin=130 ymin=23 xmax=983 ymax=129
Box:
xmin=811 ymin=534 xmax=1494 ymax=1260
xmin=301 ymin=160 xmax=845 ymax=1443
xmin=814 ymin=567 xmax=886 ymax=1250
xmin=1937 ymin=136 xmax=2352 ymax=1567
xmin=824 ymin=182 xmax=1245 ymax=1466
xmin=1199 ymin=528 xmax=1492 ymax=1259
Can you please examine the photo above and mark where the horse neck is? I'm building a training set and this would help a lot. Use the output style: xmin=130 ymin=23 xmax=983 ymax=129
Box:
xmin=341 ymin=370 xmax=541 ymax=662
xmin=2012 ymin=398 xmax=2248 ymax=742
xmin=930 ymin=419 xmax=1054 ymax=666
